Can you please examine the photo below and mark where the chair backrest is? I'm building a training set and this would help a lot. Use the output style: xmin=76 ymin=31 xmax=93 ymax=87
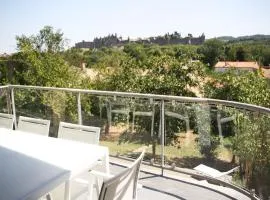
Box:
xmin=17 ymin=116 xmax=50 ymax=136
xmin=99 ymin=151 xmax=144 ymax=200
xmin=58 ymin=122 xmax=100 ymax=145
xmin=0 ymin=113 xmax=14 ymax=129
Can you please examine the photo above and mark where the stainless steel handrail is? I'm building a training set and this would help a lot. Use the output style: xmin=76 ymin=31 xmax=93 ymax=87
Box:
xmin=8 ymin=84 xmax=270 ymax=114
xmin=0 ymin=85 xmax=9 ymax=89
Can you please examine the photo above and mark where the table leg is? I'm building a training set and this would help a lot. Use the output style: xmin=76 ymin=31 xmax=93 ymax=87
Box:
xmin=104 ymin=150 xmax=110 ymax=175
xmin=64 ymin=180 xmax=70 ymax=200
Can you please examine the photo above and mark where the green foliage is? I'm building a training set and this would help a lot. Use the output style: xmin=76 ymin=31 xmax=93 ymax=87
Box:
xmin=173 ymin=45 xmax=200 ymax=60
xmin=16 ymin=26 xmax=65 ymax=53
xmin=90 ymin=48 xmax=126 ymax=70
xmin=232 ymin=112 xmax=270 ymax=195
xmin=15 ymin=26 xmax=81 ymax=88
xmin=142 ymin=55 xmax=204 ymax=95
xmin=94 ymin=53 xmax=205 ymax=96
xmin=92 ymin=43 xmax=205 ymax=96
xmin=233 ymin=113 xmax=270 ymax=170
xmin=0 ymin=59 xmax=9 ymax=84
xmin=219 ymin=34 xmax=270 ymax=43
xmin=204 ymin=70 xmax=270 ymax=196
xmin=7 ymin=26 xmax=90 ymax=132
xmin=198 ymin=39 xmax=224 ymax=68
xmin=90 ymin=44 xmax=205 ymax=158
xmin=197 ymin=38 xmax=270 ymax=68
xmin=19 ymin=51 xmax=80 ymax=87
xmin=123 ymin=43 xmax=147 ymax=62
xmin=223 ymin=43 xmax=270 ymax=64
xmin=62 ymin=48 xmax=85 ymax=67
xmin=261 ymin=47 xmax=270 ymax=66
xmin=235 ymin=46 xmax=249 ymax=61
xmin=204 ymin=70 xmax=270 ymax=107
xmin=193 ymin=104 xmax=221 ymax=159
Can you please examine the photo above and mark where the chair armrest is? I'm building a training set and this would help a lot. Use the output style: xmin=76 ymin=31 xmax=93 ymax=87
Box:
xmin=89 ymin=170 xmax=114 ymax=180
xmin=74 ymin=178 xmax=89 ymax=185
xmin=90 ymin=170 xmax=144 ymax=190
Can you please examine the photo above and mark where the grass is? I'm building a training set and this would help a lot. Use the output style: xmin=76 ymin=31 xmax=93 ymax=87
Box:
xmin=100 ymin=140 xmax=203 ymax=160
xmin=100 ymin=136 xmax=234 ymax=167
xmin=100 ymin=140 xmax=143 ymax=155
xmin=100 ymin=130 xmax=235 ymax=170
xmin=163 ymin=144 xmax=202 ymax=159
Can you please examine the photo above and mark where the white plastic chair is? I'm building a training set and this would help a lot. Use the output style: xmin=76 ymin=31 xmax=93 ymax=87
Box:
xmin=48 ymin=123 xmax=102 ymax=200
xmin=0 ymin=113 xmax=14 ymax=129
xmin=58 ymin=122 xmax=100 ymax=145
xmin=75 ymin=151 xmax=145 ymax=200
xmin=99 ymin=152 xmax=144 ymax=200
xmin=17 ymin=116 xmax=50 ymax=136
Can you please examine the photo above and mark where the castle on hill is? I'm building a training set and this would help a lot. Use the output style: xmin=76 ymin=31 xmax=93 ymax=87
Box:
xmin=75 ymin=32 xmax=205 ymax=49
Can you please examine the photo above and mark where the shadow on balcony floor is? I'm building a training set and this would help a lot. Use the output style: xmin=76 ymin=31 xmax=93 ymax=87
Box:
xmin=50 ymin=157 xmax=251 ymax=200
xmin=109 ymin=157 xmax=250 ymax=200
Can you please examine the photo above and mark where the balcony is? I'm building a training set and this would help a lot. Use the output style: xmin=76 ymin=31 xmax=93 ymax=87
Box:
xmin=1 ymin=84 xmax=269 ymax=199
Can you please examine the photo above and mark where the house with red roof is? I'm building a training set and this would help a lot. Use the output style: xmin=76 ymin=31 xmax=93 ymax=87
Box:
xmin=214 ymin=61 xmax=260 ymax=72
xmin=262 ymin=67 xmax=270 ymax=79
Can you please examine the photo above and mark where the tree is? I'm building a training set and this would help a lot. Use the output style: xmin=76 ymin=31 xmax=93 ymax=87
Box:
xmin=198 ymin=39 xmax=224 ymax=68
xmin=93 ymin=48 xmax=205 ymax=157
xmin=11 ymin=26 xmax=85 ymax=134
xmin=262 ymin=47 xmax=270 ymax=66
xmin=15 ymin=26 xmax=80 ymax=87
xmin=16 ymin=26 xmax=65 ymax=53
xmin=232 ymin=113 xmax=270 ymax=198
xmin=141 ymin=54 xmax=205 ymax=96
xmin=62 ymin=48 xmax=86 ymax=68
xmin=173 ymin=45 xmax=200 ymax=60
xmin=123 ymin=43 xmax=147 ymax=62
xmin=235 ymin=46 xmax=249 ymax=61
xmin=96 ymin=47 xmax=205 ymax=96
xmin=204 ymin=70 xmax=270 ymax=107
xmin=204 ymin=70 xmax=270 ymax=197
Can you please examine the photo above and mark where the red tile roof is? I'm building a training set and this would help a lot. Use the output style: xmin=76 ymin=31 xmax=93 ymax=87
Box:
xmin=262 ymin=68 xmax=270 ymax=78
xmin=215 ymin=61 xmax=259 ymax=69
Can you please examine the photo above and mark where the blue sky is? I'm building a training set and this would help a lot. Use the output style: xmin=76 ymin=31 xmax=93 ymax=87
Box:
xmin=1 ymin=0 xmax=270 ymax=53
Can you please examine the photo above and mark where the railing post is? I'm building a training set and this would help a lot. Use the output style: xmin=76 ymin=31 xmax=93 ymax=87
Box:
xmin=160 ymin=100 xmax=165 ymax=176
xmin=77 ymin=92 xmax=82 ymax=125
xmin=6 ymin=88 xmax=12 ymax=114
xmin=217 ymin=112 xmax=223 ymax=145
xmin=11 ymin=87 xmax=17 ymax=129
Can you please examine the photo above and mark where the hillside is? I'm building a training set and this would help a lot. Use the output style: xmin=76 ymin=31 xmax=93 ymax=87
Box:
xmin=214 ymin=34 xmax=270 ymax=42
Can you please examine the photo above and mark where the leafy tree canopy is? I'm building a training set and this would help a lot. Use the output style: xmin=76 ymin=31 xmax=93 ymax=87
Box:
xmin=13 ymin=26 xmax=81 ymax=88
xmin=94 ymin=46 xmax=205 ymax=96
xmin=198 ymin=39 xmax=224 ymax=68
xmin=16 ymin=26 xmax=65 ymax=53
xmin=204 ymin=70 xmax=270 ymax=107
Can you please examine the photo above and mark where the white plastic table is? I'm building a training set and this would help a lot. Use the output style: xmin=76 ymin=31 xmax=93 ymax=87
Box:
xmin=0 ymin=128 xmax=109 ymax=200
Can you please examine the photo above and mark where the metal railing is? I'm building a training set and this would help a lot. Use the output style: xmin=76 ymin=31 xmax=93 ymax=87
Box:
xmin=8 ymin=84 xmax=270 ymax=114
xmin=1 ymin=84 xmax=268 ymax=199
